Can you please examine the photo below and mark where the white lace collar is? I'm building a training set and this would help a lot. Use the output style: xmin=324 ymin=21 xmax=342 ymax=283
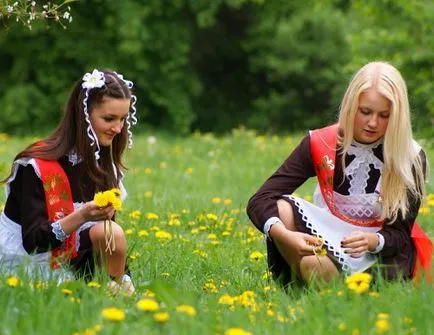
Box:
xmin=345 ymin=138 xmax=384 ymax=194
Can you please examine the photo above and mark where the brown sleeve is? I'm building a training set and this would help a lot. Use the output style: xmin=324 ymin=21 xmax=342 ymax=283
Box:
xmin=246 ymin=134 xmax=316 ymax=232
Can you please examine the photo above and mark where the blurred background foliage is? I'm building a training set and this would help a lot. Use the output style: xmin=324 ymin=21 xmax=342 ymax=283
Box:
xmin=0 ymin=0 xmax=433 ymax=136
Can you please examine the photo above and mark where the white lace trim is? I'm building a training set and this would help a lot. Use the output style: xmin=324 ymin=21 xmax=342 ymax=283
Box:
xmin=289 ymin=195 xmax=347 ymax=270
xmin=4 ymin=158 xmax=41 ymax=198
xmin=345 ymin=139 xmax=383 ymax=195
xmin=313 ymin=186 xmax=382 ymax=220
xmin=51 ymin=221 xmax=68 ymax=242
xmin=286 ymin=195 xmax=379 ymax=273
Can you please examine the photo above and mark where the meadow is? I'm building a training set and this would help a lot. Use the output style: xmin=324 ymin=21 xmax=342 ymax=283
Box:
xmin=0 ymin=129 xmax=433 ymax=335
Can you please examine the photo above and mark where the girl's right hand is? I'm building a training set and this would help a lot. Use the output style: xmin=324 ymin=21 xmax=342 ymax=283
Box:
xmin=270 ymin=223 xmax=321 ymax=256
xmin=79 ymin=201 xmax=115 ymax=222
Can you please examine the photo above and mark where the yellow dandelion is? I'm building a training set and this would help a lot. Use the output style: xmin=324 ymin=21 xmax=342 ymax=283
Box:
xmin=418 ymin=207 xmax=430 ymax=215
xmin=101 ymin=307 xmax=125 ymax=322
xmin=223 ymin=198 xmax=232 ymax=205
xmin=377 ymin=313 xmax=389 ymax=320
xmin=144 ymin=191 xmax=153 ymax=198
xmin=144 ymin=167 xmax=152 ymax=174
xmin=249 ymin=251 xmax=265 ymax=261
xmin=218 ymin=294 xmax=235 ymax=305
xmin=136 ymin=298 xmax=159 ymax=312
xmin=262 ymin=271 xmax=272 ymax=280
xmin=185 ymin=167 xmax=194 ymax=174
xmin=225 ymin=327 xmax=252 ymax=335
xmin=155 ymin=230 xmax=173 ymax=240
xmin=111 ymin=188 xmax=121 ymax=197
xmin=176 ymin=304 xmax=197 ymax=316
xmin=375 ymin=319 xmax=390 ymax=334
xmin=6 ymin=276 xmax=20 ymax=288
xmin=94 ymin=192 xmax=108 ymax=207
xmin=168 ymin=218 xmax=181 ymax=226
xmin=87 ymin=281 xmax=101 ymax=288
xmin=153 ymin=312 xmax=169 ymax=323
xmin=62 ymin=288 xmax=73 ymax=295
xmin=345 ymin=272 xmax=372 ymax=294
xmin=369 ymin=291 xmax=380 ymax=298
xmin=104 ymin=191 xmax=122 ymax=210
xmin=212 ymin=197 xmax=221 ymax=204
xmin=93 ymin=189 xmax=122 ymax=210
xmin=138 ymin=229 xmax=149 ymax=237
xmin=206 ymin=213 xmax=218 ymax=221
xmin=146 ymin=212 xmax=159 ymax=220
xmin=128 ymin=210 xmax=141 ymax=220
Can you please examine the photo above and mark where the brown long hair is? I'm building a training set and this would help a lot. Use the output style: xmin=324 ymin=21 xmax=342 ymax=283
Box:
xmin=2 ymin=69 xmax=133 ymax=192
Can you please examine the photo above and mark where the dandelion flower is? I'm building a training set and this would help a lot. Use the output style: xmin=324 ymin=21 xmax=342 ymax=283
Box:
xmin=87 ymin=281 xmax=101 ymax=288
xmin=225 ymin=328 xmax=252 ymax=335
xmin=94 ymin=192 xmax=108 ymax=207
xmin=345 ymin=272 xmax=372 ymax=294
xmin=375 ymin=319 xmax=390 ymax=334
xmin=136 ymin=298 xmax=159 ymax=312
xmin=101 ymin=307 xmax=125 ymax=322
xmin=176 ymin=304 xmax=196 ymax=316
xmin=6 ymin=276 xmax=20 ymax=288
xmin=249 ymin=251 xmax=265 ymax=261
xmin=153 ymin=312 xmax=169 ymax=323
xmin=62 ymin=288 xmax=73 ymax=295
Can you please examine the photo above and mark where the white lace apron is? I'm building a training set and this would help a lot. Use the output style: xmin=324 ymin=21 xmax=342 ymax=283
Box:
xmin=286 ymin=139 xmax=385 ymax=273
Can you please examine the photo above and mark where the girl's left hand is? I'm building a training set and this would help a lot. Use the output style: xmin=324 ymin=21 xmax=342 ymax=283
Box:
xmin=341 ymin=231 xmax=377 ymax=258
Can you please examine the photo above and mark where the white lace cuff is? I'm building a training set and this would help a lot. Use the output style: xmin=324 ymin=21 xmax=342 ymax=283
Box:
xmin=51 ymin=221 xmax=69 ymax=242
xmin=263 ymin=217 xmax=283 ymax=238
xmin=371 ymin=233 xmax=385 ymax=254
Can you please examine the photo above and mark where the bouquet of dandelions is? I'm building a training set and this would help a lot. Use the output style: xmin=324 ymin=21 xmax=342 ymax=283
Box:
xmin=93 ymin=188 xmax=122 ymax=254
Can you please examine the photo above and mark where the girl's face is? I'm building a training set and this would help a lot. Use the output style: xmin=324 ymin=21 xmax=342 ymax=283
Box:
xmin=353 ymin=88 xmax=390 ymax=144
xmin=90 ymin=97 xmax=130 ymax=147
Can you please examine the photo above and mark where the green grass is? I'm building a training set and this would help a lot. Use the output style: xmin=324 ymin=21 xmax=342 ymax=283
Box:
xmin=0 ymin=129 xmax=433 ymax=335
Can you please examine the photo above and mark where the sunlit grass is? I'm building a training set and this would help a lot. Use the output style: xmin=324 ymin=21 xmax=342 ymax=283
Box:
xmin=0 ymin=129 xmax=433 ymax=335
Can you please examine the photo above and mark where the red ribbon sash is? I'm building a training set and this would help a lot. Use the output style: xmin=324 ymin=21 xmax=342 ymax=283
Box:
xmin=310 ymin=124 xmax=432 ymax=281
xmin=35 ymin=159 xmax=77 ymax=269
xmin=310 ymin=124 xmax=383 ymax=228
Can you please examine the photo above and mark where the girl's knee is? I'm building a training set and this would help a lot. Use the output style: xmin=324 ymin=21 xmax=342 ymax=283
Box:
xmin=276 ymin=199 xmax=295 ymax=230
xmin=90 ymin=221 xmax=127 ymax=252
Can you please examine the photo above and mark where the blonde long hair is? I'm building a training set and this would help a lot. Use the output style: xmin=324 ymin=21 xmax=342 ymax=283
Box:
xmin=337 ymin=61 xmax=425 ymax=222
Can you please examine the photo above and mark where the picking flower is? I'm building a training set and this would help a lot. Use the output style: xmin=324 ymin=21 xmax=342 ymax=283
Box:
xmin=93 ymin=188 xmax=123 ymax=254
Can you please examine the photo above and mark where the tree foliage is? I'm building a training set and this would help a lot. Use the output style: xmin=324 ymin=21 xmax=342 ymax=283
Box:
xmin=0 ymin=0 xmax=432 ymax=135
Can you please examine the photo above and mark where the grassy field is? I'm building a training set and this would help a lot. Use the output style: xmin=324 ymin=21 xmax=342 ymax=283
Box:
xmin=0 ymin=129 xmax=433 ymax=335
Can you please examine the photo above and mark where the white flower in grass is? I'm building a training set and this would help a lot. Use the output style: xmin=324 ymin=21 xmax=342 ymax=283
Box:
xmin=82 ymin=69 xmax=105 ymax=89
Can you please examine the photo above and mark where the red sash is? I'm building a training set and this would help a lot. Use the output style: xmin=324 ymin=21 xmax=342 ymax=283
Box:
xmin=310 ymin=124 xmax=432 ymax=281
xmin=35 ymin=159 xmax=77 ymax=269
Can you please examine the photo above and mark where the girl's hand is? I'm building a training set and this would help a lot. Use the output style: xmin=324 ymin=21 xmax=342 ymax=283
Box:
xmin=341 ymin=231 xmax=378 ymax=258
xmin=270 ymin=223 xmax=322 ymax=256
xmin=80 ymin=201 xmax=115 ymax=222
